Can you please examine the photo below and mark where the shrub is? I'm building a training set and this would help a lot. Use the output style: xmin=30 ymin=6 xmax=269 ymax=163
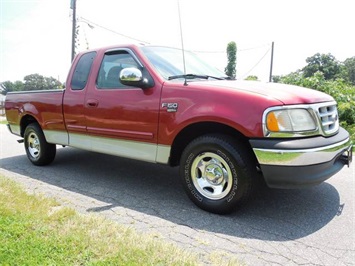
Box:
xmin=278 ymin=72 xmax=355 ymax=127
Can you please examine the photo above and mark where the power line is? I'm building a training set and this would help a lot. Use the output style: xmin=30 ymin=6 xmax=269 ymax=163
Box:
xmin=77 ymin=16 xmax=271 ymax=57
xmin=76 ymin=16 xmax=274 ymax=80
xmin=191 ymin=43 xmax=270 ymax=54
xmin=238 ymin=43 xmax=270 ymax=52
xmin=80 ymin=17 xmax=150 ymax=44
xmin=192 ymin=50 xmax=225 ymax=54
xmin=240 ymin=47 xmax=271 ymax=79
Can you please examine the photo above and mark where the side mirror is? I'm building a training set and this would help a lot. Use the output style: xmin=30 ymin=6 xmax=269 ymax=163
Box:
xmin=120 ymin=68 xmax=154 ymax=89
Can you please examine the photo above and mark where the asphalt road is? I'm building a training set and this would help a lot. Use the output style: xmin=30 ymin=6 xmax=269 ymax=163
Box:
xmin=0 ymin=124 xmax=354 ymax=265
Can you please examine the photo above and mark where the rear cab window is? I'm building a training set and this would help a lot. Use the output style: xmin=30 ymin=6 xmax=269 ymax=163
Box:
xmin=71 ymin=52 xmax=97 ymax=90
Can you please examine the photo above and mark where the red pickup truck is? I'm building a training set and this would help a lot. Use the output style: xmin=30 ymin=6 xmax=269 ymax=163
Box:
xmin=5 ymin=44 xmax=353 ymax=214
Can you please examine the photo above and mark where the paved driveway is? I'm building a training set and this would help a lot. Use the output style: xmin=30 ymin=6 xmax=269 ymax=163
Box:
xmin=0 ymin=124 xmax=354 ymax=265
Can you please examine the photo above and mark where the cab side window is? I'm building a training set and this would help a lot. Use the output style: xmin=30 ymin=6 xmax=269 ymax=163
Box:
xmin=71 ymin=52 xmax=96 ymax=90
xmin=97 ymin=51 xmax=139 ymax=89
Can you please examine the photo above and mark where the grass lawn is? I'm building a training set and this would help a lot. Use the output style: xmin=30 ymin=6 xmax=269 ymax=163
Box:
xmin=0 ymin=176 xmax=195 ymax=265
xmin=0 ymin=176 xmax=241 ymax=265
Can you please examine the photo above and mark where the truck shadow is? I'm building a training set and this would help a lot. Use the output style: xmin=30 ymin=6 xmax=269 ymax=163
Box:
xmin=0 ymin=147 xmax=342 ymax=241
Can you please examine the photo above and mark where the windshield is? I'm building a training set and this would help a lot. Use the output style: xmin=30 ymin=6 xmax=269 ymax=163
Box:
xmin=141 ymin=46 xmax=225 ymax=80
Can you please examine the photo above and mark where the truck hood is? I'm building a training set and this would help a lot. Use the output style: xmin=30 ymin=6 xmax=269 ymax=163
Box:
xmin=198 ymin=80 xmax=334 ymax=105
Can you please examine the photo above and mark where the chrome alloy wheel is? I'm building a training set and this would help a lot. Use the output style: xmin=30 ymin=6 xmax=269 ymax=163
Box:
xmin=27 ymin=131 xmax=41 ymax=159
xmin=190 ymin=152 xmax=234 ymax=200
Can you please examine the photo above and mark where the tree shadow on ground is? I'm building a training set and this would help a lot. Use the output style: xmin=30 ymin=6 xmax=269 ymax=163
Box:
xmin=0 ymin=147 xmax=342 ymax=241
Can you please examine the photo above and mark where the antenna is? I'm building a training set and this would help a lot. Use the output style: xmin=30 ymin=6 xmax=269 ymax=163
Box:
xmin=177 ymin=0 xmax=188 ymax=86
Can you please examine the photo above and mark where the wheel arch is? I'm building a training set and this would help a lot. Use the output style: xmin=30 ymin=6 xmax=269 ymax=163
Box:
xmin=169 ymin=121 xmax=254 ymax=167
xmin=20 ymin=115 xmax=39 ymax=137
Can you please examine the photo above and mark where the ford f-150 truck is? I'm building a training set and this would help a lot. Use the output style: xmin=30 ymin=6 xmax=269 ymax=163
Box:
xmin=5 ymin=44 xmax=353 ymax=214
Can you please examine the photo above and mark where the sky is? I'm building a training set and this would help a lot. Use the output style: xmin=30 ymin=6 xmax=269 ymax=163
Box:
xmin=1 ymin=0 xmax=354 ymax=83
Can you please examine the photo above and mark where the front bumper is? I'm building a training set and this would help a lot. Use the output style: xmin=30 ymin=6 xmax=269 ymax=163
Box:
xmin=250 ymin=127 xmax=352 ymax=188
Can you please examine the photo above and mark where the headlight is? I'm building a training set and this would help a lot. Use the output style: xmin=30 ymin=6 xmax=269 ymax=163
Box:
xmin=265 ymin=109 xmax=316 ymax=133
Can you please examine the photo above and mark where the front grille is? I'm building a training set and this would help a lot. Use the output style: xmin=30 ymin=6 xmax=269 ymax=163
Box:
xmin=318 ymin=103 xmax=339 ymax=135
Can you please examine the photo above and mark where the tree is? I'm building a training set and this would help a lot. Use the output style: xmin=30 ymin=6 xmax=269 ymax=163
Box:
xmin=0 ymin=81 xmax=11 ymax=95
xmin=245 ymin=75 xmax=258 ymax=81
xmin=0 ymin=80 xmax=24 ymax=95
xmin=1 ymin=74 xmax=62 ymax=95
xmin=341 ymin=56 xmax=355 ymax=85
xmin=225 ymin=41 xmax=237 ymax=79
xmin=23 ymin=74 xmax=62 ymax=91
xmin=24 ymin=74 xmax=46 ymax=91
xmin=45 ymin=76 xmax=63 ymax=90
xmin=302 ymin=53 xmax=341 ymax=80
xmin=272 ymin=75 xmax=281 ymax=83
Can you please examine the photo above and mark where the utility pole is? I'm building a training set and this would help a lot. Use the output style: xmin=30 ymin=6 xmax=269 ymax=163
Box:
xmin=71 ymin=0 xmax=77 ymax=62
xmin=269 ymin=41 xmax=274 ymax=82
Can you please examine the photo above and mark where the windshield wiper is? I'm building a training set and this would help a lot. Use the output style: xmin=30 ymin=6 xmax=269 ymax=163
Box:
xmin=168 ymin=74 xmax=225 ymax=81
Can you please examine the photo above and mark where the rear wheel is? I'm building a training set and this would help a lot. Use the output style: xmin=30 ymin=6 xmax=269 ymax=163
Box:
xmin=180 ymin=134 xmax=257 ymax=214
xmin=24 ymin=123 xmax=56 ymax=166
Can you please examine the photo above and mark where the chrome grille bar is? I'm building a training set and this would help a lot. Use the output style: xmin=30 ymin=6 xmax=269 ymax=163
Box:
xmin=317 ymin=103 xmax=339 ymax=135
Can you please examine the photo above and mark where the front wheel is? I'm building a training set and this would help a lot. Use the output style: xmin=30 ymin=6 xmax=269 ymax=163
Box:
xmin=180 ymin=134 xmax=257 ymax=214
xmin=24 ymin=123 xmax=56 ymax=166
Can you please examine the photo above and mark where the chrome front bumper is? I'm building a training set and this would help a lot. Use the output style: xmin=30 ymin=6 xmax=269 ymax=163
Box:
xmin=252 ymin=136 xmax=351 ymax=167
xmin=249 ymin=127 xmax=352 ymax=188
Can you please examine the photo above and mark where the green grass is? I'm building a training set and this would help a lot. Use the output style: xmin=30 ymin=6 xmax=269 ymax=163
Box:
xmin=0 ymin=176 xmax=242 ymax=266
xmin=0 ymin=120 xmax=7 ymax=124
xmin=0 ymin=176 xmax=194 ymax=265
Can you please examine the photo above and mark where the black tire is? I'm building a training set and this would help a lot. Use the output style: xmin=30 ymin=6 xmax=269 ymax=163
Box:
xmin=180 ymin=134 xmax=257 ymax=214
xmin=24 ymin=123 xmax=56 ymax=166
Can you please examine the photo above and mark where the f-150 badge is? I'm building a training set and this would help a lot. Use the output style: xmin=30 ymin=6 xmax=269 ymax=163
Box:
xmin=162 ymin=102 xmax=178 ymax=112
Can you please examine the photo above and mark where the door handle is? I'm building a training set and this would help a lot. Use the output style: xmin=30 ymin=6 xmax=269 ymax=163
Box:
xmin=86 ymin=99 xmax=99 ymax=108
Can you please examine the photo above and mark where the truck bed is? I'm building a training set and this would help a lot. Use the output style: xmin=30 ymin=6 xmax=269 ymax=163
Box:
xmin=5 ymin=89 xmax=65 ymax=137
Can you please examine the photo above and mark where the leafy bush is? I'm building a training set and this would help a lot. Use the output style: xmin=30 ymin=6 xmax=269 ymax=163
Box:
xmin=278 ymin=71 xmax=355 ymax=127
